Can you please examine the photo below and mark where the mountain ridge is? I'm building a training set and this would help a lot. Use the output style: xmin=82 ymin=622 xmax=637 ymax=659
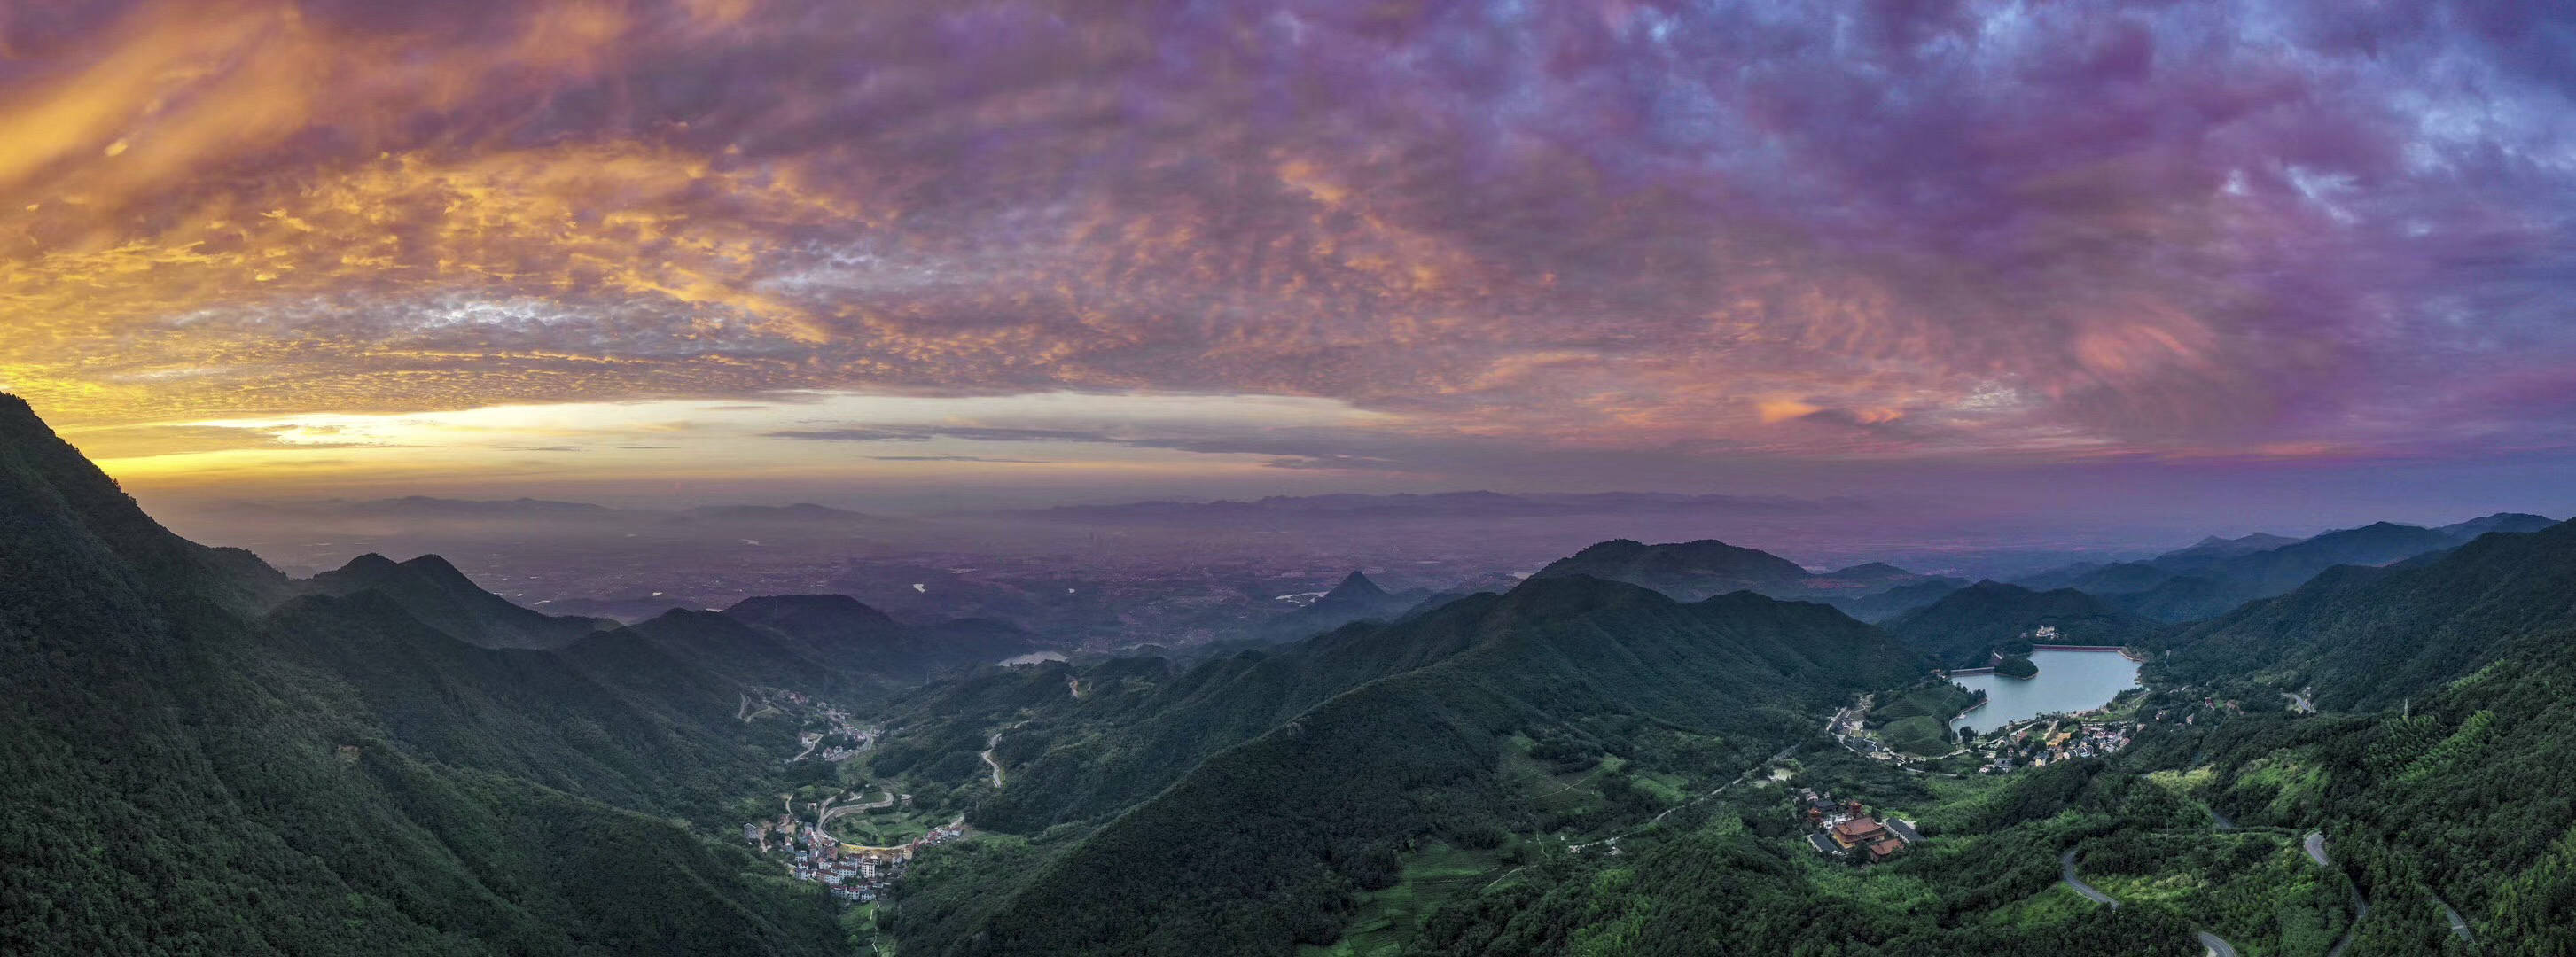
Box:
xmin=0 ymin=393 xmax=847 ymax=956
xmin=892 ymin=574 xmax=1925 ymax=955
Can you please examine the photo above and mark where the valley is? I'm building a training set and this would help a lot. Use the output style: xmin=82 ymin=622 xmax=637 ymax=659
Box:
xmin=12 ymin=5 xmax=2571 ymax=954
xmin=4 ymin=393 xmax=2570 ymax=956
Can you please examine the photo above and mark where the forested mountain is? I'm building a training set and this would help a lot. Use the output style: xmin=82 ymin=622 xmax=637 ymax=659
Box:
xmin=2155 ymin=532 xmax=2301 ymax=566
xmin=723 ymin=594 xmax=1041 ymax=675
xmin=867 ymin=519 xmax=2576 ymax=957
xmin=1379 ymin=519 xmax=2576 ymax=957
xmin=305 ymin=553 xmax=613 ymax=649
xmin=1257 ymin=570 xmax=1433 ymax=641
xmin=2152 ymin=517 xmax=2573 ymax=711
xmin=1828 ymin=576 xmax=1974 ymax=623
xmin=1529 ymin=537 xmax=1964 ymax=619
xmin=1888 ymin=581 xmax=2166 ymax=667
xmin=18 ymin=376 xmax=2576 ymax=957
xmin=1530 ymin=538 xmax=1813 ymax=598
xmin=2113 ymin=517 xmax=2576 ymax=954
xmin=865 ymin=587 xmax=1573 ymax=838
xmin=885 ymin=577 xmax=1925 ymax=955
xmin=0 ymin=394 xmax=847 ymax=956
xmin=2018 ymin=514 xmax=2557 ymax=622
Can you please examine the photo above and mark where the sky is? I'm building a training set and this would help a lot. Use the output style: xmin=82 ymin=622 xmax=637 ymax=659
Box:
xmin=1 ymin=0 xmax=2571 ymax=533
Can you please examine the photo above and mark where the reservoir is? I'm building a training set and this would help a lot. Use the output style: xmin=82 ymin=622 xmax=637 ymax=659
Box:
xmin=1948 ymin=650 xmax=2140 ymax=734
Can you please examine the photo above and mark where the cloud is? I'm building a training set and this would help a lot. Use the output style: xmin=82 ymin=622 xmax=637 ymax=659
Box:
xmin=767 ymin=426 xmax=1107 ymax=443
xmin=1 ymin=0 xmax=2571 ymax=478
xmin=61 ymin=422 xmax=404 ymax=458
xmin=866 ymin=454 xmax=1044 ymax=463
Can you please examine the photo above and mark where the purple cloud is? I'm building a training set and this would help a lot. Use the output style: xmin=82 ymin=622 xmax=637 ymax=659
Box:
xmin=0 ymin=0 xmax=2567 ymax=476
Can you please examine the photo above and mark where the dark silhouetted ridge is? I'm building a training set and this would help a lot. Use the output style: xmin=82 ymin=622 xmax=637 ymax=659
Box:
xmin=306 ymin=552 xmax=610 ymax=650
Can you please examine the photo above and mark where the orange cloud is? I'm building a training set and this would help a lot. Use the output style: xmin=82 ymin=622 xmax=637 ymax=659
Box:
xmin=1757 ymin=399 xmax=1823 ymax=424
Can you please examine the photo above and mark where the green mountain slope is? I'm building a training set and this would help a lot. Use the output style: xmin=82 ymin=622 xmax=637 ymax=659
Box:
xmin=1530 ymin=538 xmax=1963 ymax=620
xmin=2154 ymin=518 xmax=2574 ymax=712
xmin=1259 ymin=571 xmax=1434 ymax=642
xmin=306 ymin=553 xmax=613 ymax=650
xmin=890 ymin=578 xmax=1924 ymax=955
xmin=1529 ymin=538 xmax=1813 ymax=599
xmin=870 ymin=589 xmax=1524 ymax=836
xmin=2118 ymin=517 xmax=2576 ymax=953
xmin=0 ymin=394 xmax=844 ymax=956
xmin=2024 ymin=516 xmax=2555 ymax=623
xmin=723 ymin=593 xmax=1039 ymax=675
xmin=1889 ymin=581 xmax=2166 ymax=667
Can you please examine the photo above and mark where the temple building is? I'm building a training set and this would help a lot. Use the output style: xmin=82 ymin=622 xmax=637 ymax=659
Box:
xmin=1828 ymin=815 xmax=1909 ymax=862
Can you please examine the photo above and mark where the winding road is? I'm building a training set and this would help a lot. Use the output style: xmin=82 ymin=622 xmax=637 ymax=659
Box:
xmin=2308 ymin=830 xmax=2389 ymax=957
xmin=980 ymin=735 xmax=1005 ymax=787
xmin=2057 ymin=849 xmax=2119 ymax=906
xmin=2307 ymin=829 xmax=2472 ymax=952
xmin=2309 ymin=831 xmax=2369 ymax=957
xmin=819 ymin=790 xmax=898 ymax=828
xmin=2059 ymin=847 xmax=2236 ymax=956
xmin=2435 ymin=899 xmax=2473 ymax=945
xmin=980 ymin=721 xmax=1028 ymax=788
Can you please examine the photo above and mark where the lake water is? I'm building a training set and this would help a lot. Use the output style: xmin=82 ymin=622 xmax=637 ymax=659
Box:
xmin=1948 ymin=650 xmax=2141 ymax=734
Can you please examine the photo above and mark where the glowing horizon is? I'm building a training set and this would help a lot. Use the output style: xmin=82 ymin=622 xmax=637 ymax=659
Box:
xmin=4 ymin=1 xmax=2571 ymax=525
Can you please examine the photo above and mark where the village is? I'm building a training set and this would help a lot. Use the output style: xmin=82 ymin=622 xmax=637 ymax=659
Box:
xmin=746 ymin=809 xmax=968 ymax=902
xmin=733 ymin=687 xmax=967 ymax=903
xmin=1964 ymin=714 xmax=2138 ymax=774
xmin=1831 ymin=694 xmax=2143 ymax=774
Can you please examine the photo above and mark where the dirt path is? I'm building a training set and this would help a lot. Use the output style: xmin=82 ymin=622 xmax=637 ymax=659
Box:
xmin=1569 ymin=744 xmax=1798 ymax=852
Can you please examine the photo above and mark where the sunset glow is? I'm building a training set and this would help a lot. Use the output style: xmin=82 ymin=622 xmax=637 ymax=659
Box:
xmin=1 ymin=0 xmax=2569 ymax=520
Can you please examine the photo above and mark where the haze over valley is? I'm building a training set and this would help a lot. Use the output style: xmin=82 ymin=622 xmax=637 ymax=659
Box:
xmin=6 ymin=2 xmax=2575 ymax=955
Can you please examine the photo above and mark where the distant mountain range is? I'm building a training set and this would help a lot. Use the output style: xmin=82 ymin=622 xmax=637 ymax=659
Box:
xmin=202 ymin=494 xmax=904 ymax=533
xmin=1526 ymin=537 xmax=1967 ymax=620
xmin=299 ymin=553 xmax=1045 ymax=682
xmin=2156 ymin=517 xmax=2576 ymax=712
xmin=2016 ymin=513 xmax=2558 ymax=621
xmin=1004 ymin=490 xmax=1863 ymax=522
